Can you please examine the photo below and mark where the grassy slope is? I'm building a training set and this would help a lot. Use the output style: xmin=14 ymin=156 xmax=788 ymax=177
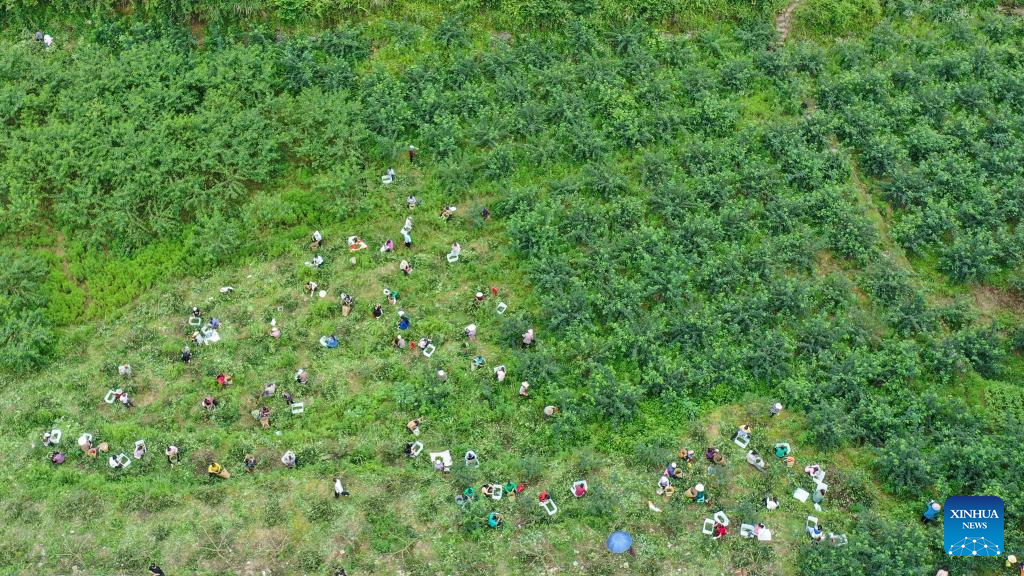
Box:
xmin=2 ymin=5 xmax=1020 ymax=576
xmin=1 ymin=155 xmax=902 ymax=576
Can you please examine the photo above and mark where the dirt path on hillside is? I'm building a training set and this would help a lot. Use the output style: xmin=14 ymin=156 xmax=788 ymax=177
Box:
xmin=776 ymin=0 xmax=803 ymax=45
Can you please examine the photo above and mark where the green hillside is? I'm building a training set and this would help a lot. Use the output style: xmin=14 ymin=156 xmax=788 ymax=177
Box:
xmin=1 ymin=1 xmax=1023 ymax=575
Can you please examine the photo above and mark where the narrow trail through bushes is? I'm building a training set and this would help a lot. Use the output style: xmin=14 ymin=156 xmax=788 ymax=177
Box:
xmin=775 ymin=0 xmax=803 ymax=44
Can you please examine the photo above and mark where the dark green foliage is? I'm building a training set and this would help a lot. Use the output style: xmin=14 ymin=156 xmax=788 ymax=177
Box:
xmin=0 ymin=250 xmax=53 ymax=369
xmin=819 ymin=11 xmax=1024 ymax=283
xmin=875 ymin=438 xmax=933 ymax=496
xmin=799 ymin=513 xmax=935 ymax=576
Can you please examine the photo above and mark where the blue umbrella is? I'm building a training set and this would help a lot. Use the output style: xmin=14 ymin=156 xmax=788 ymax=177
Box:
xmin=607 ymin=531 xmax=633 ymax=554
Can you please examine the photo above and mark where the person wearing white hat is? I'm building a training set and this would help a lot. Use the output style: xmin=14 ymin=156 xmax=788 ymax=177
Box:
xmin=281 ymin=450 xmax=297 ymax=468
xmin=922 ymin=500 xmax=941 ymax=523
xmin=770 ymin=402 xmax=783 ymax=417
xmin=437 ymin=370 xmax=447 ymax=381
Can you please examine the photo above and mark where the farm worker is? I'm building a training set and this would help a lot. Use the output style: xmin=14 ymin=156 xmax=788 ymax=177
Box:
xmin=394 ymin=336 xmax=407 ymax=348
xmin=310 ymin=254 xmax=324 ymax=268
xmin=118 ymin=364 xmax=132 ymax=377
xmin=134 ymin=442 xmax=147 ymax=460
xmin=440 ymin=206 xmax=456 ymax=221
xmin=922 ymin=501 xmax=941 ymax=523
xmin=113 ymin=389 xmax=133 ymax=407
xmin=201 ymin=396 xmax=217 ymax=409
xmin=78 ymin=434 xmax=92 ymax=452
xmin=522 ymin=328 xmax=535 ymax=346
xmin=270 ymin=322 xmax=281 ymax=338
xmin=543 ymin=405 xmax=558 ymax=417
xmin=381 ymin=239 xmax=395 ymax=252
xmin=495 ymin=366 xmax=506 ymax=382
xmin=538 ymin=490 xmax=550 ymax=503
xmin=465 ymin=324 xmax=477 ymax=341
xmin=734 ymin=424 xmax=752 ymax=441
xmin=263 ymin=382 xmax=277 ymax=397
xmin=341 ymin=293 xmax=354 ymax=316
xmin=192 ymin=306 xmax=202 ymax=318
xmin=50 ymin=452 xmax=65 ymax=464
xmin=181 ymin=345 xmax=192 ymax=363
xmin=373 ymin=304 xmax=383 ymax=319
xmin=400 ymin=260 xmax=412 ymax=275
xmin=209 ymin=317 xmax=221 ymax=329
xmin=713 ymin=522 xmax=727 ymax=539
xmin=148 ymin=564 xmax=165 ymax=576
xmin=109 ymin=455 xmax=124 ymax=469
xmin=766 ymin=495 xmax=779 ymax=510
xmin=770 ymin=402 xmax=783 ymax=416
xmin=665 ymin=462 xmax=679 ymax=477
xmin=407 ymin=418 xmax=422 ymax=435
xmin=334 ymin=478 xmax=351 ymax=497
xmin=403 ymin=216 xmax=413 ymax=231
xmin=304 ymin=281 xmax=318 ymax=295
xmin=487 ymin=512 xmax=502 ymax=528
xmin=680 ymin=448 xmax=696 ymax=463
xmin=658 ymin=475 xmax=671 ymax=491
xmin=321 ymin=335 xmax=339 ymax=348
xmin=216 ymin=373 xmax=232 ymax=387
xmin=705 ymin=447 xmax=718 ymax=462
xmin=401 ymin=228 xmax=413 ymax=247
xmin=683 ymin=483 xmax=705 ymax=500
xmin=472 ymin=355 xmax=485 ymax=369
xmin=407 ymin=195 xmax=418 ymax=209
xmin=812 ymin=487 xmax=826 ymax=504
xmin=243 ymin=454 xmax=256 ymax=472
xmin=774 ymin=442 xmax=790 ymax=458
xmin=295 ymin=368 xmax=309 ymax=384
xmin=408 ymin=144 xmax=417 ymax=163
xmin=387 ymin=167 xmax=396 ymax=180
xmin=481 ymin=207 xmax=491 ymax=220
xmin=282 ymin=391 xmax=295 ymax=404
xmin=475 ymin=291 xmax=485 ymax=302
xmin=519 ymin=381 xmax=530 ymax=397
xmin=574 ymin=483 xmax=588 ymax=497
xmin=450 ymin=242 xmax=461 ymax=257
xmin=437 ymin=370 xmax=448 ymax=381
xmin=398 ymin=314 xmax=410 ymax=331
xmin=281 ymin=451 xmax=297 ymax=468
xmin=1005 ymin=555 xmax=1017 ymax=567
xmin=808 ymin=525 xmax=825 ymax=541
xmin=208 ymin=462 xmax=230 ymax=479
xmin=165 ymin=445 xmax=179 ymax=464
xmin=311 ymin=230 xmax=323 ymax=249
xmin=43 ymin=34 xmax=53 ymax=48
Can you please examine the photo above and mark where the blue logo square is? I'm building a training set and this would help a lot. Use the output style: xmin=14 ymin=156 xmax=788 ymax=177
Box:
xmin=944 ymin=496 xmax=1004 ymax=557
